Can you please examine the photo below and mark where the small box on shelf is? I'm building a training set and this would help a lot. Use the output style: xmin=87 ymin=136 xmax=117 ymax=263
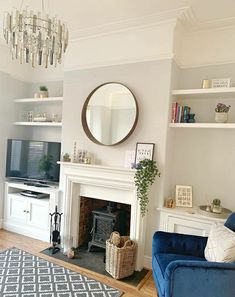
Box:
xmin=211 ymin=78 xmax=231 ymax=88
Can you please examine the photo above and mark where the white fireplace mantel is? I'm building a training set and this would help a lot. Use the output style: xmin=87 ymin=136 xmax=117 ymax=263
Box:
xmin=59 ymin=162 xmax=146 ymax=271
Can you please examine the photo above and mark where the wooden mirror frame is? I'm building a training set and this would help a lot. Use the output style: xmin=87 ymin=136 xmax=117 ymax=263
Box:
xmin=81 ymin=82 xmax=139 ymax=146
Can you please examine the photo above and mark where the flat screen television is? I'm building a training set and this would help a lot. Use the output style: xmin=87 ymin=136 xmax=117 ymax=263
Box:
xmin=6 ymin=139 xmax=61 ymax=184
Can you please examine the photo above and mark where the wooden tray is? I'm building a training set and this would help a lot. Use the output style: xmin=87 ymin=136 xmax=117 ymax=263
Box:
xmin=198 ymin=205 xmax=232 ymax=219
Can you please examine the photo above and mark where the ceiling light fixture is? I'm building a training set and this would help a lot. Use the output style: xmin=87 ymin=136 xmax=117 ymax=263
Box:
xmin=3 ymin=0 xmax=69 ymax=68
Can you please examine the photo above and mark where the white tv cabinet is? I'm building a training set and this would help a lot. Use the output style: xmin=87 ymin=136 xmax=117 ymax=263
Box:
xmin=3 ymin=181 xmax=60 ymax=242
xmin=158 ymin=207 xmax=227 ymax=237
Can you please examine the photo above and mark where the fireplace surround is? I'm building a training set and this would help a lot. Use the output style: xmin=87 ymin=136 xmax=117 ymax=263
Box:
xmin=59 ymin=162 xmax=146 ymax=271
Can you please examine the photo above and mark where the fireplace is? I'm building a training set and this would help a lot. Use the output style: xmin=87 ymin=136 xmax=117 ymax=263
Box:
xmin=59 ymin=162 xmax=146 ymax=271
xmin=78 ymin=197 xmax=130 ymax=250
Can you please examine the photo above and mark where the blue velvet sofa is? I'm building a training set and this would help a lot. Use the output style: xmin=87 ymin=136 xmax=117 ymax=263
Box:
xmin=152 ymin=213 xmax=235 ymax=297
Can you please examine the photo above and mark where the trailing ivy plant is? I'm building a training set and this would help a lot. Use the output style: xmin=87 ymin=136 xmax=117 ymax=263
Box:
xmin=134 ymin=159 xmax=160 ymax=217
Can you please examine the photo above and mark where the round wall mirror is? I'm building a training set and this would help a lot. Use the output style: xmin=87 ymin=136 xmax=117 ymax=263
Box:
xmin=82 ymin=83 xmax=138 ymax=146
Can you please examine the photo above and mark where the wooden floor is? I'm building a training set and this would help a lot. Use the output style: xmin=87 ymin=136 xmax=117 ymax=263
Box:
xmin=0 ymin=230 xmax=158 ymax=297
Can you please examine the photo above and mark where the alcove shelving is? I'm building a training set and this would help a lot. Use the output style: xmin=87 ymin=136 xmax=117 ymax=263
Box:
xmin=13 ymin=96 xmax=63 ymax=127
xmin=172 ymin=87 xmax=235 ymax=98
xmin=13 ymin=122 xmax=62 ymax=127
xmin=14 ymin=97 xmax=63 ymax=103
xmin=170 ymin=87 xmax=235 ymax=129
xmin=169 ymin=123 xmax=235 ymax=129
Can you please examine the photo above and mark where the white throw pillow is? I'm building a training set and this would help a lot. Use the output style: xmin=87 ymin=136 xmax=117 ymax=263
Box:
xmin=205 ymin=223 xmax=235 ymax=263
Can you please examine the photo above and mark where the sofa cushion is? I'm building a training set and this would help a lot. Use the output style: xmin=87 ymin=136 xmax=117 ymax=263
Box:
xmin=152 ymin=253 xmax=206 ymax=297
xmin=225 ymin=213 xmax=235 ymax=232
xmin=153 ymin=231 xmax=207 ymax=258
xmin=154 ymin=253 xmax=206 ymax=276
xmin=205 ymin=223 xmax=235 ymax=262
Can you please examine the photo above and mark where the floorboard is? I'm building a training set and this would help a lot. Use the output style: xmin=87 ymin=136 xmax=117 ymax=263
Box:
xmin=0 ymin=230 xmax=158 ymax=297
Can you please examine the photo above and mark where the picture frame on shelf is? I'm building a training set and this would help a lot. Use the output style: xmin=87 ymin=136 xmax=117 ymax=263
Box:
xmin=134 ymin=142 xmax=155 ymax=164
xmin=175 ymin=185 xmax=193 ymax=207
xmin=211 ymin=78 xmax=231 ymax=88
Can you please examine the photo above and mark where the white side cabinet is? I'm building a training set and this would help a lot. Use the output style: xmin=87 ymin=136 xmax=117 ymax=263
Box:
xmin=158 ymin=207 xmax=226 ymax=237
xmin=4 ymin=181 xmax=60 ymax=242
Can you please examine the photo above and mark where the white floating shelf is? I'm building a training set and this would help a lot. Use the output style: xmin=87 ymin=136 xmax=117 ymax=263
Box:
xmin=14 ymin=97 xmax=63 ymax=103
xmin=172 ymin=87 xmax=235 ymax=98
xmin=14 ymin=122 xmax=62 ymax=127
xmin=170 ymin=123 xmax=235 ymax=129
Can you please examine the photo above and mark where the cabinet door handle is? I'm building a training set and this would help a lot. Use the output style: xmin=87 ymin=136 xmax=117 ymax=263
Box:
xmin=23 ymin=210 xmax=26 ymax=213
xmin=26 ymin=211 xmax=30 ymax=214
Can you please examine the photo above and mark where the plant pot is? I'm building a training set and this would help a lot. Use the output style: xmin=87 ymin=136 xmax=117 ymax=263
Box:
xmin=212 ymin=205 xmax=222 ymax=214
xmin=39 ymin=91 xmax=49 ymax=98
xmin=215 ymin=112 xmax=228 ymax=123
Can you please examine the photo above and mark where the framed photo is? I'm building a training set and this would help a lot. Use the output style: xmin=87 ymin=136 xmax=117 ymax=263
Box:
xmin=135 ymin=142 xmax=155 ymax=164
xmin=175 ymin=185 xmax=193 ymax=208
xmin=211 ymin=78 xmax=231 ymax=88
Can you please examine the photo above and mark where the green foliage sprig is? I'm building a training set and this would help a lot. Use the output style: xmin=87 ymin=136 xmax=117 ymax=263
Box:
xmin=40 ymin=86 xmax=48 ymax=91
xmin=134 ymin=159 xmax=160 ymax=217
xmin=39 ymin=155 xmax=53 ymax=173
xmin=215 ymin=103 xmax=230 ymax=113
xmin=213 ymin=198 xmax=221 ymax=206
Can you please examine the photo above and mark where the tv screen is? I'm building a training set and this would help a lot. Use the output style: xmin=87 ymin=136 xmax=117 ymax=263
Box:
xmin=6 ymin=139 xmax=61 ymax=183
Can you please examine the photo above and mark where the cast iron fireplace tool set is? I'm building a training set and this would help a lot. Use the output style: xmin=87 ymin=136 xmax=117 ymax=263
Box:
xmin=49 ymin=206 xmax=63 ymax=254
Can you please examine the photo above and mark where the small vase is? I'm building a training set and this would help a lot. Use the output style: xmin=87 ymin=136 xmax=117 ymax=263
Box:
xmin=215 ymin=112 xmax=228 ymax=123
xmin=67 ymin=248 xmax=75 ymax=259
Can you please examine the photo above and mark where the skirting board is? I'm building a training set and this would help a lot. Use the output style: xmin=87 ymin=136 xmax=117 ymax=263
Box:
xmin=0 ymin=219 xmax=3 ymax=229
xmin=144 ymin=256 xmax=152 ymax=270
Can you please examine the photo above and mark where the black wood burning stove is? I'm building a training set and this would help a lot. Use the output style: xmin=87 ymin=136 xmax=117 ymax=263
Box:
xmin=88 ymin=207 xmax=128 ymax=252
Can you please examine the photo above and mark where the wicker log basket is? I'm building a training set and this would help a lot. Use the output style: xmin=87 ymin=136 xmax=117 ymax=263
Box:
xmin=105 ymin=231 xmax=137 ymax=279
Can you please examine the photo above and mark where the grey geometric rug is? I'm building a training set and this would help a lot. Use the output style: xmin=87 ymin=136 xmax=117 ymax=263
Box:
xmin=0 ymin=247 xmax=122 ymax=297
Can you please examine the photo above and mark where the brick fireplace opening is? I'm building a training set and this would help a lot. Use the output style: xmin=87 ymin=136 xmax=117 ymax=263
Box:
xmin=78 ymin=196 xmax=131 ymax=249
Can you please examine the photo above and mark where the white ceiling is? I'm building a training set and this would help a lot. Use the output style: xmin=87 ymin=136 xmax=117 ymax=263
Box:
xmin=1 ymin=0 xmax=235 ymax=36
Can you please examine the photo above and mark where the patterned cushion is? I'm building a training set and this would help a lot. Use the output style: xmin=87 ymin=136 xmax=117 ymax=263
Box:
xmin=205 ymin=223 xmax=235 ymax=262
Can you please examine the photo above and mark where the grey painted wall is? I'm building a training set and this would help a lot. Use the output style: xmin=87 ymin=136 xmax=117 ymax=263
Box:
xmin=28 ymin=81 xmax=63 ymax=98
xmin=0 ymin=71 xmax=30 ymax=219
xmin=62 ymin=59 xmax=172 ymax=257
xmin=27 ymin=80 xmax=63 ymax=142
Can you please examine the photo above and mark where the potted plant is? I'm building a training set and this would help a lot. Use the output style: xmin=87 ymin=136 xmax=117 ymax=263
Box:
xmin=215 ymin=103 xmax=231 ymax=123
xmin=211 ymin=198 xmax=222 ymax=214
xmin=62 ymin=153 xmax=71 ymax=162
xmin=39 ymin=86 xmax=49 ymax=98
xmin=134 ymin=159 xmax=160 ymax=216
xmin=39 ymin=155 xmax=54 ymax=179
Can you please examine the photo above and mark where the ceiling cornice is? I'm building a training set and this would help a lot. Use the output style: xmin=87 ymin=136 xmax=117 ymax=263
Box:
xmin=69 ymin=6 xmax=192 ymax=41
xmin=174 ymin=54 xmax=235 ymax=69
xmin=64 ymin=52 xmax=174 ymax=72
xmin=186 ymin=17 xmax=235 ymax=32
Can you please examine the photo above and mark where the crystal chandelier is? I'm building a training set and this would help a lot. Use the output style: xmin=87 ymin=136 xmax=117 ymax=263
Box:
xmin=3 ymin=0 xmax=69 ymax=68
